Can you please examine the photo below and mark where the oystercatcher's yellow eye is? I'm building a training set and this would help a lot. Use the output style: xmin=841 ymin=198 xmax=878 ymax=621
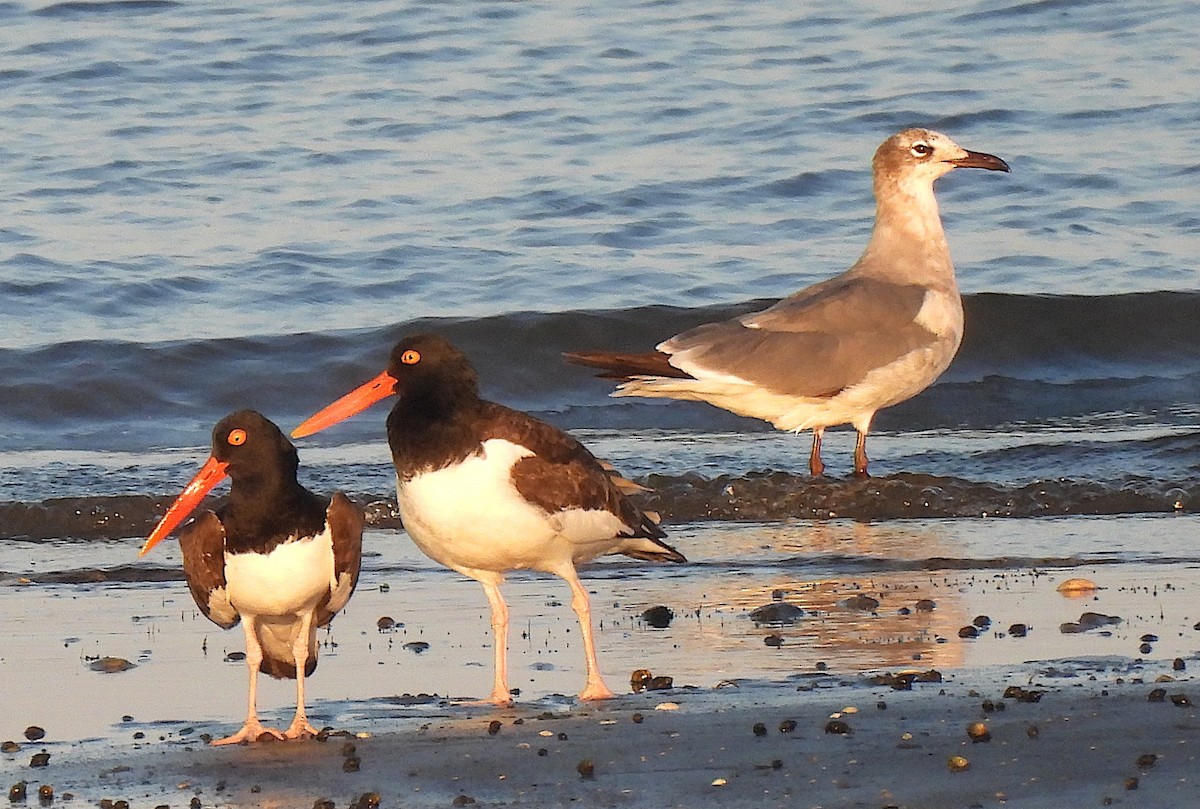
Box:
xmin=227 ymin=429 xmax=247 ymax=446
xmin=401 ymin=349 xmax=421 ymax=365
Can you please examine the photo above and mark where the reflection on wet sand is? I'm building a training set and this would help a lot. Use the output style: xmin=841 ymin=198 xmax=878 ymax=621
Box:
xmin=610 ymin=520 xmax=968 ymax=674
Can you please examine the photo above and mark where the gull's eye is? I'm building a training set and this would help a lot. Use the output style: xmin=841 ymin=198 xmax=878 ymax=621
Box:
xmin=910 ymin=141 xmax=933 ymax=158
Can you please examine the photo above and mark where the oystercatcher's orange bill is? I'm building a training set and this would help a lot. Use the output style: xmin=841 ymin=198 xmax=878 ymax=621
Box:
xmin=290 ymin=370 xmax=398 ymax=439
xmin=138 ymin=456 xmax=229 ymax=557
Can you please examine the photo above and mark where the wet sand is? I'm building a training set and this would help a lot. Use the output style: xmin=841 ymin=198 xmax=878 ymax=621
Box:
xmin=6 ymin=670 xmax=1199 ymax=808
xmin=3 ymin=517 xmax=1199 ymax=806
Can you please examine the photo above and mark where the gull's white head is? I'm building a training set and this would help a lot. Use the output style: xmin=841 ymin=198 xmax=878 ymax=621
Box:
xmin=874 ymin=128 xmax=1009 ymax=192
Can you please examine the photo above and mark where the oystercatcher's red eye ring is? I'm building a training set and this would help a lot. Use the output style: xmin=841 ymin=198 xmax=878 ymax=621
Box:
xmin=227 ymin=429 xmax=247 ymax=446
xmin=401 ymin=349 xmax=421 ymax=365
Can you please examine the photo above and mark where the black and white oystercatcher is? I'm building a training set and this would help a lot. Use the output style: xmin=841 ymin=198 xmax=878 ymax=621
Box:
xmin=291 ymin=334 xmax=684 ymax=705
xmin=139 ymin=410 xmax=363 ymax=745
xmin=566 ymin=128 xmax=1009 ymax=477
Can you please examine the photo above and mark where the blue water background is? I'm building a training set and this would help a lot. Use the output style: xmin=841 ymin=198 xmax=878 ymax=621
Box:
xmin=0 ymin=0 xmax=1196 ymax=504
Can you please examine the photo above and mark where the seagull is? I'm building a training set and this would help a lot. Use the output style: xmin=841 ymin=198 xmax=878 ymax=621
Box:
xmin=565 ymin=128 xmax=1009 ymax=477
xmin=291 ymin=334 xmax=684 ymax=706
xmin=139 ymin=410 xmax=363 ymax=745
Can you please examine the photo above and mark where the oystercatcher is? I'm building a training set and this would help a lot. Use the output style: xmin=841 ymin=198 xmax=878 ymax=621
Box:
xmin=139 ymin=409 xmax=363 ymax=744
xmin=292 ymin=334 xmax=683 ymax=705
xmin=566 ymin=128 xmax=1009 ymax=477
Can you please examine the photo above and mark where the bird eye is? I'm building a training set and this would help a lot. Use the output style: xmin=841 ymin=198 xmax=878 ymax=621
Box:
xmin=401 ymin=349 xmax=421 ymax=365
xmin=227 ymin=428 xmax=247 ymax=446
xmin=910 ymin=141 xmax=932 ymax=158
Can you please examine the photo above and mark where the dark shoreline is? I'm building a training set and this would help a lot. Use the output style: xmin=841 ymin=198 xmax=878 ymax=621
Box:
xmin=1 ymin=471 xmax=1194 ymax=542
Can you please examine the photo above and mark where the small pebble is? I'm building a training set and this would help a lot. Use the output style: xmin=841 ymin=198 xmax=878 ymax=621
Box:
xmin=452 ymin=796 xmax=477 ymax=807
xmin=29 ymin=753 xmax=49 ymax=768
xmin=966 ymin=722 xmax=991 ymax=743
xmin=352 ymin=793 xmax=380 ymax=809
xmin=1173 ymin=658 xmax=1186 ymax=671
xmin=1124 ymin=777 xmax=1139 ymax=790
xmin=24 ymin=727 xmax=45 ymax=742
xmin=1026 ymin=724 xmax=1039 ymax=739
xmin=89 ymin=657 xmax=136 ymax=673
xmin=537 ymin=748 xmax=547 ymax=757
xmin=8 ymin=783 xmax=26 ymax=802
xmin=376 ymin=616 xmax=395 ymax=632
xmin=631 ymin=713 xmax=644 ymax=724
xmin=1 ymin=742 xmax=19 ymax=753
xmin=748 ymin=602 xmax=805 ymax=624
xmin=914 ymin=599 xmax=936 ymax=612
xmin=646 ymin=675 xmax=674 ymax=691
xmin=403 ymin=641 xmax=430 ymax=654
xmin=752 ymin=723 xmax=767 ymax=737
xmin=313 ymin=801 xmax=335 ymax=809
xmin=947 ymin=755 xmax=970 ymax=773
xmin=972 ymin=615 xmax=991 ymax=628
xmin=1003 ymin=686 xmax=1043 ymax=702
xmin=1008 ymin=623 xmax=1028 ymax=638
xmin=37 ymin=784 xmax=53 ymax=802
xmin=1170 ymin=693 xmax=1191 ymax=707
xmin=487 ymin=720 xmax=501 ymax=736
xmin=1139 ymin=643 xmax=1153 ymax=654
xmin=630 ymin=669 xmax=653 ymax=692
xmin=343 ymin=756 xmax=361 ymax=773
xmin=1136 ymin=753 xmax=1158 ymax=769
xmin=576 ymin=759 xmax=595 ymax=780
xmin=778 ymin=719 xmax=797 ymax=734
xmin=764 ymin=633 xmax=784 ymax=647
xmin=640 ymin=606 xmax=673 ymax=628
xmin=839 ymin=594 xmax=880 ymax=611
xmin=824 ymin=720 xmax=851 ymax=735
xmin=1148 ymin=688 xmax=1166 ymax=703
xmin=958 ymin=626 xmax=979 ymax=639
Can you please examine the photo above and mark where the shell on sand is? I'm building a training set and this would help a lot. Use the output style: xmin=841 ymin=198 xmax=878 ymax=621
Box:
xmin=1056 ymin=578 xmax=1100 ymax=598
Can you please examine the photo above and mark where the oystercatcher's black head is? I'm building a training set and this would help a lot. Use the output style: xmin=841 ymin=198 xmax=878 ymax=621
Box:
xmin=140 ymin=409 xmax=298 ymax=556
xmin=291 ymin=333 xmax=481 ymax=439
xmin=385 ymin=334 xmax=479 ymax=403
xmin=211 ymin=409 xmax=300 ymax=483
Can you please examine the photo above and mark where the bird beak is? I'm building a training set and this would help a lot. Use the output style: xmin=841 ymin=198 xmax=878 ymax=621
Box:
xmin=139 ymin=456 xmax=230 ymax=557
xmin=948 ymin=150 xmax=1010 ymax=172
xmin=291 ymin=370 xmax=399 ymax=439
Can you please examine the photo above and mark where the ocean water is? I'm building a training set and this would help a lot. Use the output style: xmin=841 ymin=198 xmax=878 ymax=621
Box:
xmin=0 ymin=2 xmax=1197 ymax=540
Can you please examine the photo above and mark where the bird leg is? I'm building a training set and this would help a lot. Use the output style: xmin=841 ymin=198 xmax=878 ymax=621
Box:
xmin=466 ymin=578 xmax=514 ymax=707
xmin=853 ymin=430 xmax=870 ymax=478
xmin=808 ymin=429 xmax=825 ymax=477
xmin=562 ymin=567 xmax=616 ymax=701
xmin=213 ymin=618 xmax=285 ymax=746
xmin=283 ymin=612 xmax=319 ymax=740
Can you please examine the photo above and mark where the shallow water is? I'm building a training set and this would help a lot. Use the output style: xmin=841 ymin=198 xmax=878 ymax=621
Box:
xmin=3 ymin=516 xmax=1196 ymax=743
